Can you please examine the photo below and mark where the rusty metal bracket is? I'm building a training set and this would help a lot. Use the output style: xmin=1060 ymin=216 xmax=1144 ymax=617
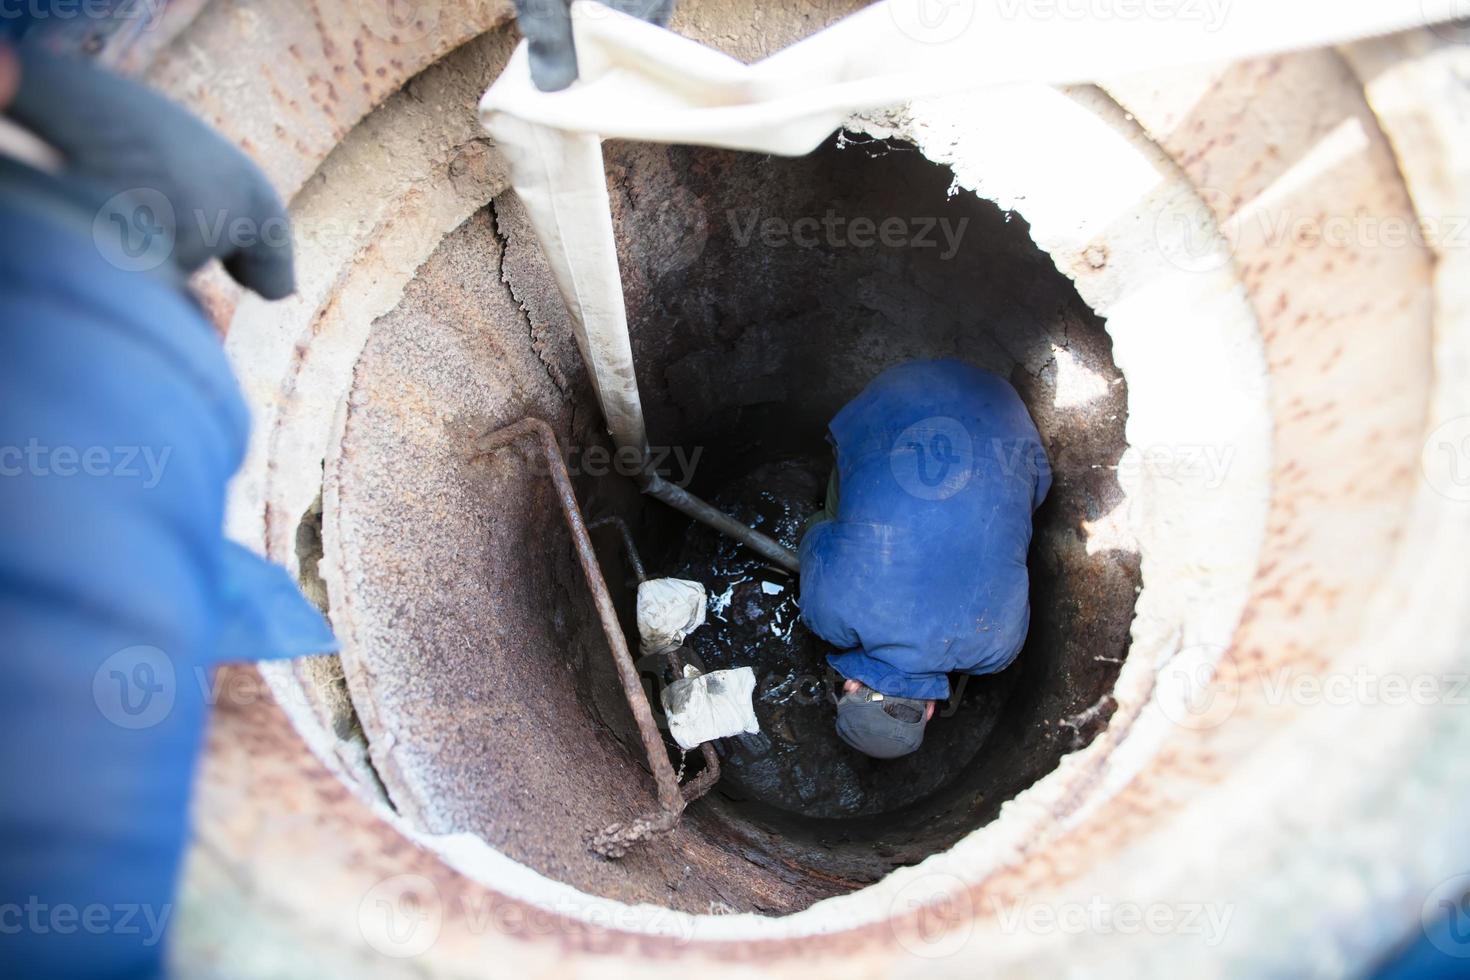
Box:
xmin=586 ymin=515 xmax=647 ymax=584
xmin=474 ymin=418 xmax=718 ymax=859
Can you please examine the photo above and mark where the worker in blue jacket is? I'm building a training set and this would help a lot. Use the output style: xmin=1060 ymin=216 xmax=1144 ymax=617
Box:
xmin=800 ymin=360 xmax=1051 ymax=759
xmin=0 ymin=41 xmax=335 ymax=977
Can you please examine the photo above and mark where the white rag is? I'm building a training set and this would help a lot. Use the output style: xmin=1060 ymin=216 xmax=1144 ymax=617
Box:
xmin=636 ymin=577 xmax=706 ymax=656
xmin=661 ymin=665 xmax=760 ymax=751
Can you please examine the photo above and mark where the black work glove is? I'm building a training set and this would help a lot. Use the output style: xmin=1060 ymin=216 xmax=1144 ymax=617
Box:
xmin=512 ymin=0 xmax=675 ymax=93
xmin=4 ymin=44 xmax=295 ymax=300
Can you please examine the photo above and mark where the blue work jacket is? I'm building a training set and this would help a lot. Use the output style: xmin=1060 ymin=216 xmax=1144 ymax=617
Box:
xmin=800 ymin=360 xmax=1050 ymax=700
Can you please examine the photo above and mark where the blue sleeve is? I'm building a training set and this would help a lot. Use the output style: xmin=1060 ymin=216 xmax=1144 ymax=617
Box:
xmin=800 ymin=520 xmax=953 ymax=701
xmin=825 ymin=648 xmax=952 ymax=701
xmin=0 ymin=164 xmax=335 ymax=977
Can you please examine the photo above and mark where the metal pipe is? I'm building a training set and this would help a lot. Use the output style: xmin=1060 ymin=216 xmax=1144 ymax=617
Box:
xmin=586 ymin=514 xmax=647 ymax=582
xmin=640 ymin=472 xmax=799 ymax=573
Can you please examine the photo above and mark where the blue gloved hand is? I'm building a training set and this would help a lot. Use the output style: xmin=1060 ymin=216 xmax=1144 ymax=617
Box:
xmin=4 ymin=43 xmax=295 ymax=299
xmin=512 ymin=0 xmax=676 ymax=92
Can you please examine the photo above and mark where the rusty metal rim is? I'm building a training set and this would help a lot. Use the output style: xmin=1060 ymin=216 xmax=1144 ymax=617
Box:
xmin=251 ymin=80 xmax=1270 ymax=939
xmin=177 ymin=1 xmax=1452 ymax=963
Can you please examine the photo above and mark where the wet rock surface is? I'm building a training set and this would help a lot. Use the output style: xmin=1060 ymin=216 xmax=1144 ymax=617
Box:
xmin=669 ymin=458 xmax=1015 ymax=821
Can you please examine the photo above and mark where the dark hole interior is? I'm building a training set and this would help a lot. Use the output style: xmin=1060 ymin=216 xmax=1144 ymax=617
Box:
xmin=575 ymin=133 xmax=1142 ymax=882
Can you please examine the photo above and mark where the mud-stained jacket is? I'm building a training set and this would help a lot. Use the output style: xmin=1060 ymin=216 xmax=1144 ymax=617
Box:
xmin=799 ymin=360 xmax=1050 ymax=701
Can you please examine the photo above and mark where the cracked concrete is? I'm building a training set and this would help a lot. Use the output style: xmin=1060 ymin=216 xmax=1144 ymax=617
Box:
xmin=493 ymin=196 xmax=575 ymax=402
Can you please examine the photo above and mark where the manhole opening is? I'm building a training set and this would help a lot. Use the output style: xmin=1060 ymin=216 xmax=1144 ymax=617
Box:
xmin=572 ymin=134 xmax=1141 ymax=888
xmin=330 ymin=131 xmax=1140 ymax=916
